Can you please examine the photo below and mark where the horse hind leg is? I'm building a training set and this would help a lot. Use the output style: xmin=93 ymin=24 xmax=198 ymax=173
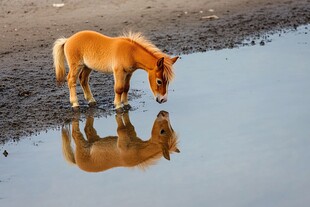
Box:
xmin=79 ymin=66 xmax=96 ymax=106
xmin=67 ymin=62 xmax=83 ymax=109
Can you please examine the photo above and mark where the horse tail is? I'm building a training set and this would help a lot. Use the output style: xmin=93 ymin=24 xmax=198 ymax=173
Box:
xmin=61 ymin=127 xmax=76 ymax=165
xmin=53 ymin=38 xmax=67 ymax=85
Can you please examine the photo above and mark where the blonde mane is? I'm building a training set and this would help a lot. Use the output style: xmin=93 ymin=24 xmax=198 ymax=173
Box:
xmin=120 ymin=32 xmax=175 ymax=82
xmin=136 ymin=132 xmax=179 ymax=170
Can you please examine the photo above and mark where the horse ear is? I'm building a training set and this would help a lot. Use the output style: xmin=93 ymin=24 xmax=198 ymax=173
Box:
xmin=157 ymin=57 xmax=164 ymax=70
xmin=162 ymin=144 xmax=170 ymax=160
xmin=171 ymin=56 xmax=179 ymax=64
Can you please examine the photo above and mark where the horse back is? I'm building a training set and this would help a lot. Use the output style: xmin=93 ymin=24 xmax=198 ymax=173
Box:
xmin=90 ymin=136 xmax=143 ymax=167
xmin=64 ymin=30 xmax=135 ymax=72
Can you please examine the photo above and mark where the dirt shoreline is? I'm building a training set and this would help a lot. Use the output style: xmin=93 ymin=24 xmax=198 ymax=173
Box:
xmin=1 ymin=0 xmax=310 ymax=142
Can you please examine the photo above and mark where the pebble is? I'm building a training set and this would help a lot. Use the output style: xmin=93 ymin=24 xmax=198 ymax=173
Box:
xmin=201 ymin=15 xmax=219 ymax=20
xmin=260 ymin=40 xmax=265 ymax=46
xmin=3 ymin=150 xmax=8 ymax=157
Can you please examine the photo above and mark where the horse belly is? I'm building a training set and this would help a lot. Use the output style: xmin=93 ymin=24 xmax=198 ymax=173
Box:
xmin=83 ymin=57 xmax=113 ymax=73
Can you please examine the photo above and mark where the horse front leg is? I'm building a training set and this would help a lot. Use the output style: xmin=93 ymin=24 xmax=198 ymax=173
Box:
xmin=121 ymin=73 xmax=132 ymax=111
xmin=113 ymin=69 xmax=126 ymax=113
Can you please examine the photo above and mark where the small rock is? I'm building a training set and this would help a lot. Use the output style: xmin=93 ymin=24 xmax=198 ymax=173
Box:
xmin=18 ymin=90 xmax=31 ymax=97
xmin=201 ymin=15 xmax=219 ymax=20
xmin=260 ymin=40 xmax=265 ymax=46
xmin=3 ymin=150 xmax=8 ymax=157
xmin=53 ymin=3 xmax=65 ymax=8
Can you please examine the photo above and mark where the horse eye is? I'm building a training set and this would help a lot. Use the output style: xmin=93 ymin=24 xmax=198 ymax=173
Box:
xmin=160 ymin=129 xmax=165 ymax=134
xmin=157 ymin=79 xmax=162 ymax=85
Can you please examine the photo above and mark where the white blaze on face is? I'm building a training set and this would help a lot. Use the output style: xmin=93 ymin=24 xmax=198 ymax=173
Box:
xmin=155 ymin=82 xmax=169 ymax=103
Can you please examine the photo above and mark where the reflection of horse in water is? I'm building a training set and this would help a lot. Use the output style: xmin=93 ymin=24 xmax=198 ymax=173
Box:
xmin=61 ymin=111 xmax=179 ymax=172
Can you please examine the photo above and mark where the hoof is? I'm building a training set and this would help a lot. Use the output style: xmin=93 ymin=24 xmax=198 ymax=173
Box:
xmin=123 ymin=104 xmax=132 ymax=111
xmin=115 ymin=107 xmax=124 ymax=114
xmin=72 ymin=106 xmax=80 ymax=112
xmin=88 ymin=101 xmax=97 ymax=107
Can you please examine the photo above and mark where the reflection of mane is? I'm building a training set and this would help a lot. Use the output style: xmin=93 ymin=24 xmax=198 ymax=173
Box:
xmin=120 ymin=32 xmax=175 ymax=82
xmin=137 ymin=133 xmax=179 ymax=170
xmin=61 ymin=111 xmax=179 ymax=173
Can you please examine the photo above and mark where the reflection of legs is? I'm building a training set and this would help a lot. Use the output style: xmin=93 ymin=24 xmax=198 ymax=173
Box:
xmin=71 ymin=118 xmax=91 ymax=163
xmin=79 ymin=66 xmax=96 ymax=106
xmin=115 ymin=114 xmax=125 ymax=130
xmin=121 ymin=74 xmax=132 ymax=110
xmin=123 ymin=112 xmax=137 ymax=138
xmin=71 ymin=119 xmax=88 ymax=148
xmin=84 ymin=116 xmax=101 ymax=143
xmin=115 ymin=114 xmax=130 ymax=149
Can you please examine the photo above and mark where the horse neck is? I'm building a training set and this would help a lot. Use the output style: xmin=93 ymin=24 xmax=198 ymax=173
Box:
xmin=137 ymin=137 xmax=162 ymax=160
xmin=132 ymin=46 xmax=157 ymax=71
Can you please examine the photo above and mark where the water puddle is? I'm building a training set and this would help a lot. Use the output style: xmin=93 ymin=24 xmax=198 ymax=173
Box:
xmin=1 ymin=25 xmax=310 ymax=206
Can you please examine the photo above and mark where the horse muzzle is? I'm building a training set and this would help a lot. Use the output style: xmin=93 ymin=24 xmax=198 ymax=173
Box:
xmin=156 ymin=94 xmax=167 ymax=104
xmin=157 ymin=110 xmax=169 ymax=118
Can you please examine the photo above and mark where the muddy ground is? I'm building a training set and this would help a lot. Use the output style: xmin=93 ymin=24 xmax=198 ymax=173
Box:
xmin=0 ymin=0 xmax=310 ymax=142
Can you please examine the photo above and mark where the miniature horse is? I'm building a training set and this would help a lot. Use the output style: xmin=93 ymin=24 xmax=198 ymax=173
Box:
xmin=53 ymin=30 xmax=179 ymax=112
xmin=61 ymin=111 xmax=180 ymax=172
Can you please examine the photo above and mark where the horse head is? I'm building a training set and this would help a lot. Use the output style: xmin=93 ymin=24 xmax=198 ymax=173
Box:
xmin=150 ymin=110 xmax=180 ymax=160
xmin=148 ymin=56 xmax=179 ymax=104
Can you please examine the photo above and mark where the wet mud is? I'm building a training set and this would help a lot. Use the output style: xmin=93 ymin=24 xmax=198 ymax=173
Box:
xmin=1 ymin=0 xmax=310 ymax=142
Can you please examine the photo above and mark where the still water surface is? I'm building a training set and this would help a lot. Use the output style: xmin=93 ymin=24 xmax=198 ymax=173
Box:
xmin=1 ymin=26 xmax=310 ymax=206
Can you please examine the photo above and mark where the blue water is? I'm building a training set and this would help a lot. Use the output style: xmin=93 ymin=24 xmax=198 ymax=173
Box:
xmin=1 ymin=25 xmax=310 ymax=207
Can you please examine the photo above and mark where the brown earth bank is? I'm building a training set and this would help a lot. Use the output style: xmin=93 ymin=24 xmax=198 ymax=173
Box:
xmin=0 ymin=0 xmax=310 ymax=142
